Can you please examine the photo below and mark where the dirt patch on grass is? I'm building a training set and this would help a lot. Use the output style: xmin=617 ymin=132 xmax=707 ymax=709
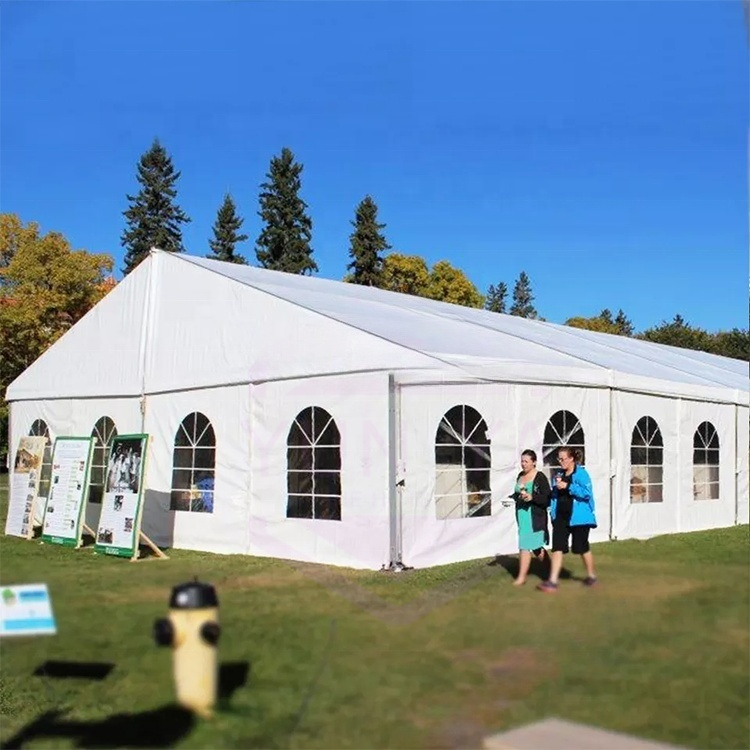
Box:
xmin=426 ymin=647 xmax=550 ymax=749
xmin=101 ymin=572 xmax=300 ymax=604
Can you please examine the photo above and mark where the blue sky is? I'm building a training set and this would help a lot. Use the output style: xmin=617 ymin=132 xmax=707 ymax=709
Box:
xmin=1 ymin=0 xmax=747 ymax=333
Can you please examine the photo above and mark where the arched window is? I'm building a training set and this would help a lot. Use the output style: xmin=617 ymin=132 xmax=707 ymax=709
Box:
xmin=630 ymin=416 xmax=663 ymax=504
xmin=170 ymin=412 xmax=216 ymax=513
xmin=543 ymin=410 xmax=585 ymax=481
xmin=89 ymin=417 xmax=118 ymax=504
xmin=693 ymin=422 xmax=719 ymax=501
xmin=434 ymin=405 xmax=491 ymax=519
xmin=28 ymin=419 xmax=52 ymax=505
xmin=287 ymin=407 xmax=341 ymax=521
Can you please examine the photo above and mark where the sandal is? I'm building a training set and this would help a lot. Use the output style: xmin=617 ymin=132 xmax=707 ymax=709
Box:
xmin=536 ymin=581 xmax=558 ymax=593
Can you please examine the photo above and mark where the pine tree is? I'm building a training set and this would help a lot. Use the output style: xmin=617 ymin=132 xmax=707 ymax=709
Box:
xmin=614 ymin=309 xmax=634 ymax=336
xmin=346 ymin=196 xmax=390 ymax=286
xmin=121 ymin=138 xmax=191 ymax=275
xmin=255 ymin=147 xmax=316 ymax=274
xmin=207 ymin=193 xmax=248 ymax=264
xmin=485 ymin=282 xmax=508 ymax=313
xmin=509 ymin=271 xmax=537 ymax=318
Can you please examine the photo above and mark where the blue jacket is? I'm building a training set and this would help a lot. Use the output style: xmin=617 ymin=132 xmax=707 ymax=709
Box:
xmin=549 ymin=465 xmax=597 ymax=528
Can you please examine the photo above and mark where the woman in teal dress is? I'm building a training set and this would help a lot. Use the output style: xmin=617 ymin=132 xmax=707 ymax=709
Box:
xmin=512 ymin=449 xmax=551 ymax=586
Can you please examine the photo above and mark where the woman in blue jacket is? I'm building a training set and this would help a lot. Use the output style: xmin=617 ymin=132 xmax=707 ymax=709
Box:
xmin=537 ymin=446 xmax=598 ymax=593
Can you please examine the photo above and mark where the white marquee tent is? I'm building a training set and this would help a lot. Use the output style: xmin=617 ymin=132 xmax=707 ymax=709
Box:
xmin=6 ymin=249 xmax=749 ymax=569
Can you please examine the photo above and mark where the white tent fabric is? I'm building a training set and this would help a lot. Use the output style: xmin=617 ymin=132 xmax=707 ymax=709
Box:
xmin=5 ymin=250 xmax=748 ymax=569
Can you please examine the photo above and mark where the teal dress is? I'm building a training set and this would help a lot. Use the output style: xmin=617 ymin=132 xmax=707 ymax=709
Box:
xmin=516 ymin=479 xmax=546 ymax=551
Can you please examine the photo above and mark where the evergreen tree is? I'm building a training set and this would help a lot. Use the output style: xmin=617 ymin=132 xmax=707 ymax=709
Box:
xmin=614 ymin=308 xmax=634 ymax=336
xmin=345 ymin=195 xmax=390 ymax=286
xmin=485 ymin=282 xmax=508 ymax=313
xmin=509 ymin=271 xmax=537 ymax=318
xmin=121 ymin=138 xmax=190 ymax=275
xmin=207 ymin=193 xmax=248 ymax=264
xmin=255 ymin=147 xmax=316 ymax=274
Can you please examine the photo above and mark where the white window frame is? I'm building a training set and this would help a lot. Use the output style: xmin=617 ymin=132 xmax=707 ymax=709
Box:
xmin=434 ymin=404 xmax=491 ymax=520
xmin=286 ymin=406 xmax=342 ymax=521
xmin=542 ymin=410 xmax=586 ymax=481
xmin=170 ymin=412 xmax=216 ymax=513
xmin=630 ymin=416 xmax=664 ymax=504
xmin=89 ymin=416 xmax=118 ymax=504
xmin=693 ymin=421 xmax=719 ymax=501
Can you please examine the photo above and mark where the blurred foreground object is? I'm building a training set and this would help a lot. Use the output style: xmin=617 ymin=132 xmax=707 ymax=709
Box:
xmin=153 ymin=579 xmax=220 ymax=718
xmin=483 ymin=718 xmax=687 ymax=750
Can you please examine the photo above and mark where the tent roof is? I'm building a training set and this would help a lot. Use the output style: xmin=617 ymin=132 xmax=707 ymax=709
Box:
xmin=181 ymin=254 xmax=748 ymax=400
xmin=6 ymin=250 xmax=748 ymax=404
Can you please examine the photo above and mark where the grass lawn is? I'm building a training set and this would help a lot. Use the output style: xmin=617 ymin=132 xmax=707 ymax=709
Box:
xmin=0 ymin=472 xmax=748 ymax=749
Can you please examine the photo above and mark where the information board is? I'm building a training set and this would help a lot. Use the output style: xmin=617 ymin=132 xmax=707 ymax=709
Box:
xmin=41 ymin=437 xmax=94 ymax=547
xmin=0 ymin=584 xmax=57 ymax=637
xmin=5 ymin=436 xmax=47 ymax=539
xmin=94 ymin=434 xmax=149 ymax=558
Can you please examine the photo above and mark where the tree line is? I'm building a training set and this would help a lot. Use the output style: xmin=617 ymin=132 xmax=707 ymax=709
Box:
xmin=1 ymin=138 xmax=748 ymax=461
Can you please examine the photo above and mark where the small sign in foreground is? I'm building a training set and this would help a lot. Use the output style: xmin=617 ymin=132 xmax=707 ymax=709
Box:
xmin=0 ymin=584 xmax=57 ymax=637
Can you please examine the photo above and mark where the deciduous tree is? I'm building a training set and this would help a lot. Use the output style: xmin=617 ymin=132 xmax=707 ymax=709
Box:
xmin=0 ymin=214 xmax=114 ymax=459
xmin=426 ymin=260 xmax=484 ymax=308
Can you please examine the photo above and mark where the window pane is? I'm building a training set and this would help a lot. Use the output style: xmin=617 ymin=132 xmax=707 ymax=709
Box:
xmin=287 ymin=495 xmax=313 ymax=519
xmin=315 ymin=446 xmax=341 ymax=471
xmin=647 ymin=483 xmax=663 ymax=503
xmin=648 ymin=447 xmax=663 ymax=466
xmin=314 ymin=496 xmax=341 ymax=521
xmin=468 ymin=492 xmax=491 ymax=517
xmin=630 ymin=470 xmax=648 ymax=503
xmin=288 ymin=447 xmax=313 ymax=472
xmin=631 ymin=447 xmax=648 ymax=465
xmin=288 ymin=471 xmax=313 ymax=495
xmin=170 ymin=490 xmax=191 ymax=511
xmin=173 ymin=447 xmax=194 ymax=470
xmin=466 ymin=469 xmax=491 ymax=493
xmin=435 ymin=444 xmax=462 ymax=465
xmin=288 ymin=420 xmax=309 ymax=447
xmin=464 ymin=444 xmax=491 ymax=470
xmin=707 ymin=449 xmax=720 ymax=466
xmin=706 ymin=465 xmax=719 ymax=484
xmin=650 ymin=425 xmax=663 ymax=447
xmin=171 ymin=469 xmax=192 ymax=490
xmin=313 ymin=471 xmax=341 ymax=497
xmin=707 ymin=482 xmax=720 ymax=500
xmin=193 ymin=447 xmax=216 ymax=470
xmin=647 ymin=466 xmax=663 ymax=485
xmin=435 ymin=467 xmax=464 ymax=497
xmin=436 ymin=419 xmax=461 ymax=445
xmin=317 ymin=414 xmax=340 ymax=445
xmin=296 ymin=409 xmax=313 ymax=442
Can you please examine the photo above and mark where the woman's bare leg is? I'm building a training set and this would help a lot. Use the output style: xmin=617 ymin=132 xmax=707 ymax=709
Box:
xmin=514 ymin=551 xmax=531 ymax=585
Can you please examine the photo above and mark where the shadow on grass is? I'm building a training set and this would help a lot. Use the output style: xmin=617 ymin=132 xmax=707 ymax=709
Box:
xmin=1 ymin=661 xmax=251 ymax=749
xmin=33 ymin=661 xmax=115 ymax=680
xmin=0 ymin=706 xmax=195 ymax=749
xmin=488 ymin=554 xmax=578 ymax=582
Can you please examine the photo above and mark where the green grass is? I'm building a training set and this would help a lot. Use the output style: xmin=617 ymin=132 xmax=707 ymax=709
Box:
xmin=0 ymin=471 xmax=748 ymax=749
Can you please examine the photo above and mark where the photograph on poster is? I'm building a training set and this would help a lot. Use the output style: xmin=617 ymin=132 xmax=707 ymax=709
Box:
xmin=105 ymin=439 xmax=143 ymax=494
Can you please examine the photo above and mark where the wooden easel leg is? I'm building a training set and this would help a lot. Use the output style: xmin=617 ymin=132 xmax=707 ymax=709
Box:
xmin=129 ymin=531 xmax=169 ymax=562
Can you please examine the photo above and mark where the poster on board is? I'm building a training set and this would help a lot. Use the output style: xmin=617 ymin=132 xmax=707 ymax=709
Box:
xmin=93 ymin=434 xmax=149 ymax=558
xmin=41 ymin=437 xmax=94 ymax=547
xmin=5 ymin=436 xmax=47 ymax=539
xmin=0 ymin=584 xmax=57 ymax=637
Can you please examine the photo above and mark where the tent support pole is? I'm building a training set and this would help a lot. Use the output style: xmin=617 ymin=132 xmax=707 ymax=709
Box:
xmin=386 ymin=373 xmax=405 ymax=571
xmin=608 ymin=387 xmax=615 ymax=540
xmin=735 ymin=404 xmax=740 ymax=526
